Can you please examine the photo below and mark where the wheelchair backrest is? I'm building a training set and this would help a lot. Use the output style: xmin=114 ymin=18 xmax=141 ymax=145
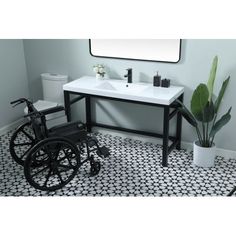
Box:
xmin=11 ymin=98 xmax=49 ymax=141
xmin=27 ymin=110 xmax=49 ymax=141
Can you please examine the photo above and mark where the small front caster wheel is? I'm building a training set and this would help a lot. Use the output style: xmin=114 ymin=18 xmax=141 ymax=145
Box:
xmin=90 ymin=161 xmax=101 ymax=177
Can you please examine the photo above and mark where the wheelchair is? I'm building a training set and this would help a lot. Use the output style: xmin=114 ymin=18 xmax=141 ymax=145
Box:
xmin=9 ymin=98 xmax=110 ymax=191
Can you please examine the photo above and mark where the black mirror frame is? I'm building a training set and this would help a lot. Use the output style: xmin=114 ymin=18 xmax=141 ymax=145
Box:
xmin=89 ymin=39 xmax=182 ymax=64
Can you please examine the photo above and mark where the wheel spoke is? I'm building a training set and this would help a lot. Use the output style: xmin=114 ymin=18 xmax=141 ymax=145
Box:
xmin=44 ymin=146 xmax=53 ymax=159
xmin=21 ymin=129 xmax=34 ymax=141
xmin=63 ymin=148 xmax=74 ymax=156
xmin=43 ymin=168 xmax=52 ymax=187
xmin=58 ymin=152 xmax=74 ymax=163
xmin=35 ymin=152 xmax=47 ymax=158
xmin=20 ymin=146 xmax=32 ymax=159
xmin=66 ymin=155 xmax=73 ymax=167
xmin=32 ymin=152 xmax=49 ymax=164
xmin=58 ymin=164 xmax=76 ymax=170
xmin=58 ymin=154 xmax=76 ymax=169
xmin=31 ymin=165 xmax=50 ymax=178
xmin=55 ymin=168 xmax=64 ymax=183
xmin=14 ymin=142 xmax=33 ymax=146
xmin=54 ymin=143 xmax=63 ymax=160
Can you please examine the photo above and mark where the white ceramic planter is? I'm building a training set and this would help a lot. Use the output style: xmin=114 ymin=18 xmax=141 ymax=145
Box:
xmin=193 ymin=141 xmax=216 ymax=167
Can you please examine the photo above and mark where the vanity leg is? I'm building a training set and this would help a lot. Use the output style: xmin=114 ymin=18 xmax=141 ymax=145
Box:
xmin=176 ymin=94 xmax=184 ymax=150
xmin=85 ymin=96 xmax=92 ymax=132
xmin=64 ymin=91 xmax=71 ymax=122
xmin=162 ymin=106 xmax=170 ymax=167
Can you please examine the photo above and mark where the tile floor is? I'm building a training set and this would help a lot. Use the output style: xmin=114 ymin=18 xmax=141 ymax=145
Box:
xmin=0 ymin=129 xmax=235 ymax=196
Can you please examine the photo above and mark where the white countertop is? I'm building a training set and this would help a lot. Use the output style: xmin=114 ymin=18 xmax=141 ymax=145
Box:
xmin=63 ymin=76 xmax=184 ymax=105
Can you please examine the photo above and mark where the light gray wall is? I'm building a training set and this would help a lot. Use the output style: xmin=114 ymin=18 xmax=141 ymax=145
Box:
xmin=0 ymin=40 xmax=29 ymax=128
xmin=23 ymin=39 xmax=236 ymax=151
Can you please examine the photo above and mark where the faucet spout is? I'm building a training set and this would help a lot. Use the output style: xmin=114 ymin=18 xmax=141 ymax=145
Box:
xmin=124 ymin=68 xmax=132 ymax=83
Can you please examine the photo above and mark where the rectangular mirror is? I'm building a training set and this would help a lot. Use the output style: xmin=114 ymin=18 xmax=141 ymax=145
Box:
xmin=89 ymin=39 xmax=181 ymax=63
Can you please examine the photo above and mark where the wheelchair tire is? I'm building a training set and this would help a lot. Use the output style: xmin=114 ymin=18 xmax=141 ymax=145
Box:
xmin=24 ymin=137 xmax=80 ymax=191
xmin=10 ymin=121 xmax=36 ymax=166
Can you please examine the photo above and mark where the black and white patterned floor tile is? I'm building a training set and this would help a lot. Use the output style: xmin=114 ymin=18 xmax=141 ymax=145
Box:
xmin=0 ymin=129 xmax=235 ymax=196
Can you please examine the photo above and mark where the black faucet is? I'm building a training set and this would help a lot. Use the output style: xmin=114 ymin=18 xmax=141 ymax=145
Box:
xmin=124 ymin=68 xmax=132 ymax=83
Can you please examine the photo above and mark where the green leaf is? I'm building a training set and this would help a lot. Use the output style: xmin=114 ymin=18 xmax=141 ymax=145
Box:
xmin=176 ymin=99 xmax=198 ymax=127
xmin=178 ymin=107 xmax=198 ymax=127
xmin=191 ymin=84 xmax=209 ymax=121
xmin=214 ymin=76 xmax=230 ymax=113
xmin=207 ymin=56 xmax=218 ymax=101
xmin=209 ymin=107 xmax=232 ymax=138
xmin=202 ymin=101 xmax=215 ymax=122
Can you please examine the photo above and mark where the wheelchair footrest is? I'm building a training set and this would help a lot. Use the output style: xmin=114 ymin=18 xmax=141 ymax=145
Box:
xmin=97 ymin=146 xmax=110 ymax=158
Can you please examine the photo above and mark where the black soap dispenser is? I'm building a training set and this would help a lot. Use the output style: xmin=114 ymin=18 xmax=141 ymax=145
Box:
xmin=153 ymin=72 xmax=161 ymax=87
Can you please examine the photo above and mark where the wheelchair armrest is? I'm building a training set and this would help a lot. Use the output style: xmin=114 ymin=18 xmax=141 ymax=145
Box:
xmin=41 ymin=106 xmax=65 ymax=115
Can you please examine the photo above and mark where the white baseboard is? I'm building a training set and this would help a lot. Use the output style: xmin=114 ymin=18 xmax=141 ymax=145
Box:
xmin=215 ymin=148 xmax=236 ymax=160
xmin=0 ymin=118 xmax=25 ymax=136
xmin=93 ymin=127 xmax=236 ymax=160
xmin=180 ymin=141 xmax=236 ymax=159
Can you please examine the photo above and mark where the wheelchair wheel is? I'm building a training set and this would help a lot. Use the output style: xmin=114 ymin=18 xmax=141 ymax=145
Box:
xmin=24 ymin=137 xmax=80 ymax=191
xmin=10 ymin=121 xmax=36 ymax=166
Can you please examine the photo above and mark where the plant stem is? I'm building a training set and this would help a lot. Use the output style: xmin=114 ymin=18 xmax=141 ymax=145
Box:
xmin=210 ymin=114 xmax=217 ymax=147
xmin=202 ymin=122 xmax=206 ymax=146
xmin=212 ymin=114 xmax=217 ymax=129
xmin=206 ymin=121 xmax=209 ymax=147
xmin=210 ymin=135 xmax=215 ymax=147
xmin=196 ymin=127 xmax=203 ymax=145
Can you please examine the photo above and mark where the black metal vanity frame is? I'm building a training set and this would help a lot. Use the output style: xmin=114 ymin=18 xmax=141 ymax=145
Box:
xmin=64 ymin=91 xmax=184 ymax=167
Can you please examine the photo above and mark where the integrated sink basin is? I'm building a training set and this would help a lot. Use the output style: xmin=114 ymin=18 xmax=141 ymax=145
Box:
xmin=63 ymin=76 xmax=184 ymax=105
xmin=95 ymin=80 xmax=149 ymax=93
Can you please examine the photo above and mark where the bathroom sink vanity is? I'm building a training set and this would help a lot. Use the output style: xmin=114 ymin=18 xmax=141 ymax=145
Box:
xmin=63 ymin=76 xmax=184 ymax=167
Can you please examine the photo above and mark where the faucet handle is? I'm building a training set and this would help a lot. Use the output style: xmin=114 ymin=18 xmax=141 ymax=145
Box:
xmin=124 ymin=68 xmax=132 ymax=76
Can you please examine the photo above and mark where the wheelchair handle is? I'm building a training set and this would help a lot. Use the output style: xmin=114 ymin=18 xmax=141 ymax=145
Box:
xmin=11 ymin=98 xmax=29 ymax=105
xmin=11 ymin=98 xmax=33 ymax=107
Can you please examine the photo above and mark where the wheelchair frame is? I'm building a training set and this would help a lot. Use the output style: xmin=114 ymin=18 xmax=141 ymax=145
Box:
xmin=9 ymin=98 xmax=110 ymax=191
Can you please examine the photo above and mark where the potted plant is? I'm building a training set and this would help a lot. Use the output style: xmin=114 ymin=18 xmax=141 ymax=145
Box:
xmin=93 ymin=64 xmax=106 ymax=79
xmin=178 ymin=56 xmax=232 ymax=167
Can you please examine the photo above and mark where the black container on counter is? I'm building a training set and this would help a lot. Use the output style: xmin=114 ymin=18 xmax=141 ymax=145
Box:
xmin=161 ymin=78 xmax=170 ymax=88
